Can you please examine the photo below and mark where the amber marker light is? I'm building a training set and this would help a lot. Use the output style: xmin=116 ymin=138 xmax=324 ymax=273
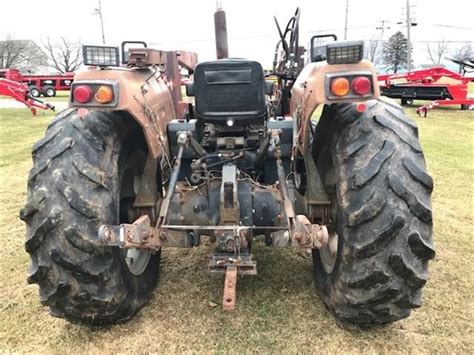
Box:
xmin=330 ymin=77 xmax=350 ymax=97
xmin=95 ymin=85 xmax=114 ymax=104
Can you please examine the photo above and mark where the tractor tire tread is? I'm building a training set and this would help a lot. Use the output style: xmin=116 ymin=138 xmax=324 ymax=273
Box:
xmin=312 ymin=98 xmax=434 ymax=326
xmin=22 ymin=109 xmax=160 ymax=325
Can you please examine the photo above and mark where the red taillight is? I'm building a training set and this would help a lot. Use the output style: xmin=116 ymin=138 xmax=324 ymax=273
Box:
xmin=351 ymin=76 xmax=372 ymax=95
xmin=73 ymin=85 xmax=93 ymax=103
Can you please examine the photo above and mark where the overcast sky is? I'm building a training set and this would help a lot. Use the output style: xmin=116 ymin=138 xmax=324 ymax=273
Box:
xmin=1 ymin=0 xmax=473 ymax=67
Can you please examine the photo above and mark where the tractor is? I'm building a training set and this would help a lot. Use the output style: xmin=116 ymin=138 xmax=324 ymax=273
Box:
xmin=21 ymin=8 xmax=434 ymax=326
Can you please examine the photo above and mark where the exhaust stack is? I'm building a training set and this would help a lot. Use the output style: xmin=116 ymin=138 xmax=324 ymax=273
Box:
xmin=214 ymin=6 xmax=229 ymax=59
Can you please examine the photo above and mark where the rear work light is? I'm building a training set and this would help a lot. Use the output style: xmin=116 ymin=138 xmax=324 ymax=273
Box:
xmin=326 ymin=41 xmax=364 ymax=65
xmin=82 ymin=45 xmax=120 ymax=67
xmin=73 ymin=85 xmax=93 ymax=103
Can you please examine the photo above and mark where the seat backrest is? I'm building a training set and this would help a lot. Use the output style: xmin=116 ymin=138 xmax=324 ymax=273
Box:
xmin=192 ymin=59 xmax=266 ymax=125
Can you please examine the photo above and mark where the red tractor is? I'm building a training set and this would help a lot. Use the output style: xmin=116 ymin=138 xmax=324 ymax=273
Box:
xmin=21 ymin=8 xmax=434 ymax=326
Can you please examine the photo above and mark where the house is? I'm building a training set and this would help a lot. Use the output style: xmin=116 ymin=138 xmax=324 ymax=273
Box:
xmin=0 ymin=39 xmax=49 ymax=73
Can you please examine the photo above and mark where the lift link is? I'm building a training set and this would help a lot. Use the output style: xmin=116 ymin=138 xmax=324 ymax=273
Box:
xmin=99 ymin=132 xmax=190 ymax=250
xmin=269 ymin=129 xmax=329 ymax=250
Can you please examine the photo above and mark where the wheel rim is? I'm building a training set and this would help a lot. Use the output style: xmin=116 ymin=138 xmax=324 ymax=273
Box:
xmin=47 ymin=89 xmax=54 ymax=96
xmin=121 ymin=163 xmax=152 ymax=276
xmin=125 ymin=248 xmax=152 ymax=275
xmin=317 ymin=148 xmax=340 ymax=275
xmin=320 ymin=231 xmax=338 ymax=273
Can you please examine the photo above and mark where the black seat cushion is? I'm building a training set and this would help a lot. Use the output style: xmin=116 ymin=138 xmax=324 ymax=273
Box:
xmin=193 ymin=59 xmax=266 ymax=125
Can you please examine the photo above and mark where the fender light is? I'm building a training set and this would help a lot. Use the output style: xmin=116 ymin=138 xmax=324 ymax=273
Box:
xmin=325 ymin=72 xmax=374 ymax=100
xmin=70 ymin=81 xmax=119 ymax=107
xmin=330 ymin=77 xmax=350 ymax=96
xmin=73 ymin=85 xmax=93 ymax=103
xmin=352 ymin=76 xmax=372 ymax=95
xmin=95 ymin=85 xmax=114 ymax=104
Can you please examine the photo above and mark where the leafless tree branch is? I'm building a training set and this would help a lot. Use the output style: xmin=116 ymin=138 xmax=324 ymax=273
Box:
xmin=43 ymin=37 xmax=82 ymax=73
xmin=427 ymin=39 xmax=448 ymax=65
xmin=0 ymin=34 xmax=29 ymax=69
xmin=364 ymin=39 xmax=381 ymax=65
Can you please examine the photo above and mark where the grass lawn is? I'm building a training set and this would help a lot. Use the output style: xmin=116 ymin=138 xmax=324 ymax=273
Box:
xmin=0 ymin=90 xmax=70 ymax=103
xmin=0 ymin=102 xmax=473 ymax=353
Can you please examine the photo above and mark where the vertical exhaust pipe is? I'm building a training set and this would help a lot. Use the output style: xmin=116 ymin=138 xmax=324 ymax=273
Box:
xmin=214 ymin=5 xmax=229 ymax=59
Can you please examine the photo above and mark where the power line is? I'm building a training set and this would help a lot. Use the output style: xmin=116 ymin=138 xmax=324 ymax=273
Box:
xmin=432 ymin=24 xmax=473 ymax=30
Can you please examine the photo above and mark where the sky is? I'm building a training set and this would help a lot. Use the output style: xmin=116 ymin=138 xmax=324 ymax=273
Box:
xmin=1 ymin=0 xmax=473 ymax=68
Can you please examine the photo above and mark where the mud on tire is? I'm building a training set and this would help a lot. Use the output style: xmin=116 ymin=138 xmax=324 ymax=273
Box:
xmin=20 ymin=109 xmax=160 ymax=325
xmin=312 ymin=99 xmax=435 ymax=326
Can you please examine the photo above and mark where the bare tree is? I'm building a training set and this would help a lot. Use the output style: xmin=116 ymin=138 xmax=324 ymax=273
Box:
xmin=0 ymin=34 xmax=29 ymax=69
xmin=44 ymin=37 xmax=82 ymax=73
xmin=0 ymin=34 xmax=48 ymax=71
xmin=427 ymin=39 xmax=448 ymax=65
xmin=452 ymin=42 xmax=473 ymax=62
xmin=364 ymin=39 xmax=381 ymax=65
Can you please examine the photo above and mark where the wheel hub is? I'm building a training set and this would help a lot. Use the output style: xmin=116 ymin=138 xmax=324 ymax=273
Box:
xmin=125 ymin=248 xmax=151 ymax=275
xmin=319 ymin=231 xmax=338 ymax=274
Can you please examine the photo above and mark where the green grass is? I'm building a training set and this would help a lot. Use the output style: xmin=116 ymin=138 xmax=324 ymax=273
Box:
xmin=0 ymin=90 xmax=70 ymax=103
xmin=0 ymin=104 xmax=473 ymax=353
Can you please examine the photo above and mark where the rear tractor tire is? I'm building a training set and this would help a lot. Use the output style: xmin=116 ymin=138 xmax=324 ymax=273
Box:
xmin=312 ymin=99 xmax=435 ymax=326
xmin=20 ymin=109 xmax=161 ymax=324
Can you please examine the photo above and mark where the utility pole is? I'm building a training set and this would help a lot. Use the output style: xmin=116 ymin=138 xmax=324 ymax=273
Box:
xmin=344 ymin=0 xmax=349 ymax=40
xmin=406 ymin=0 xmax=412 ymax=70
xmin=398 ymin=1 xmax=417 ymax=70
xmin=376 ymin=20 xmax=391 ymax=41
xmin=94 ymin=0 xmax=106 ymax=45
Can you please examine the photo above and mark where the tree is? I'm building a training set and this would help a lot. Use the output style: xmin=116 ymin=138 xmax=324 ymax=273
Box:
xmin=364 ymin=39 xmax=381 ymax=65
xmin=0 ymin=34 xmax=48 ymax=71
xmin=0 ymin=34 xmax=26 ymax=69
xmin=451 ymin=42 xmax=473 ymax=73
xmin=383 ymin=31 xmax=409 ymax=73
xmin=452 ymin=43 xmax=473 ymax=62
xmin=427 ymin=39 xmax=448 ymax=65
xmin=44 ymin=37 xmax=82 ymax=73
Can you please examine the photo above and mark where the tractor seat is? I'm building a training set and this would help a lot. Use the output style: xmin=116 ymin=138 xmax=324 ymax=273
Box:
xmin=187 ymin=59 xmax=266 ymax=126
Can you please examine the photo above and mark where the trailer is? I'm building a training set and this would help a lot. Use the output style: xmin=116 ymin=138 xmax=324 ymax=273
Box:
xmin=378 ymin=58 xmax=474 ymax=115
xmin=0 ymin=68 xmax=74 ymax=98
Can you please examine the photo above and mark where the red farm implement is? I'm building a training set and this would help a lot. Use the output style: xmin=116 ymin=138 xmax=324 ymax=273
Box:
xmin=378 ymin=58 xmax=474 ymax=116
xmin=0 ymin=68 xmax=74 ymax=98
xmin=0 ymin=78 xmax=54 ymax=115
